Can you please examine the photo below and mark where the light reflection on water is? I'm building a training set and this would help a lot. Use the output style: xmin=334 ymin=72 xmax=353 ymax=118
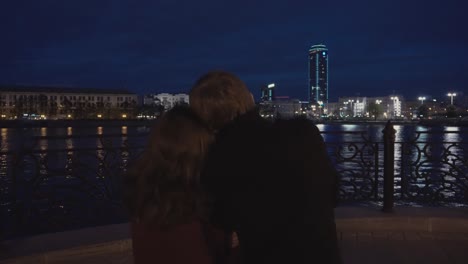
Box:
xmin=394 ymin=125 xmax=403 ymax=167
xmin=342 ymin=124 xmax=359 ymax=131
xmin=0 ymin=122 xmax=466 ymax=239
xmin=444 ymin=126 xmax=461 ymax=142
xmin=0 ymin=124 xmax=466 ymax=200
xmin=1 ymin=128 xmax=8 ymax=152
xmin=66 ymin=127 xmax=73 ymax=149
xmin=0 ymin=128 xmax=9 ymax=201
xmin=315 ymin=124 xmax=325 ymax=133
xmin=0 ymin=124 xmax=466 ymax=161
xmin=40 ymin=127 xmax=48 ymax=151
xmin=443 ymin=126 xmax=462 ymax=160
xmin=96 ymin=126 xmax=105 ymax=179
xmin=121 ymin=126 xmax=128 ymax=145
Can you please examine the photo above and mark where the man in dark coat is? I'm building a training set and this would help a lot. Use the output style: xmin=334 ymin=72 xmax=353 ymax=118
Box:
xmin=190 ymin=71 xmax=341 ymax=264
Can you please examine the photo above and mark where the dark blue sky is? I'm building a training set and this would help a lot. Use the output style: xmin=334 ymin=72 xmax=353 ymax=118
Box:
xmin=1 ymin=0 xmax=467 ymax=101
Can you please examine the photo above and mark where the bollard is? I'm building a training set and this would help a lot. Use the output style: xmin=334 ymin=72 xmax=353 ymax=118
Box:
xmin=382 ymin=120 xmax=396 ymax=212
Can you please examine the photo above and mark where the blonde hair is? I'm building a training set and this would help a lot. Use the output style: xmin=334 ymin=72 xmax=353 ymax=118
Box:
xmin=124 ymin=105 xmax=214 ymax=225
xmin=189 ymin=71 xmax=255 ymax=130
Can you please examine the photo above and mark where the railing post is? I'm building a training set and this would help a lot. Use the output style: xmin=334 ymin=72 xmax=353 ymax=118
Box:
xmin=382 ymin=121 xmax=396 ymax=212
xmin=374 ymin=142 xmax=379 ymax=200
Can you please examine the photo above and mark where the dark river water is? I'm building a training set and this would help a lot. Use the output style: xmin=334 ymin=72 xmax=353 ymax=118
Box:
xmin=0 ymin=122 xmax=467 ymax=238
xmin=1 ymin=123 xmax=467 ymax=152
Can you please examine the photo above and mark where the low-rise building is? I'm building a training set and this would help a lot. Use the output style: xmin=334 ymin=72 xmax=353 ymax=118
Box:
xmin=335 ymin=95 xmax=404 ymax=119
xmin=143 ymin=93 xmax=189 ymax=109
xmin=259 ymin=97 xmax=302 ymax=119
xmin=0 ymin=85 xmax=138 ymax=119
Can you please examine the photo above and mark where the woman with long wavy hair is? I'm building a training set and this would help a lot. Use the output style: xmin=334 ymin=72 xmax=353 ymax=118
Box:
xmin=124 ymin=105 xmax=232 ymax=264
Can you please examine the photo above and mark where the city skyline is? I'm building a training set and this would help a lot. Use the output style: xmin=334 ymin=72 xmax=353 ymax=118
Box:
xmin=1 ymin=0 xmax=467 ymax=102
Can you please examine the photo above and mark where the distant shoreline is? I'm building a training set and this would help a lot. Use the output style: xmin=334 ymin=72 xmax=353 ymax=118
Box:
xmin=0 ymin=118 xmax=467 ymax=128
xmin=316 ymin=119 xmax=468 ymax=126
xmin=315 ymin=120 xmax=415 ymax=125
xmin=0 ymin=119 xmax=155 ymax=128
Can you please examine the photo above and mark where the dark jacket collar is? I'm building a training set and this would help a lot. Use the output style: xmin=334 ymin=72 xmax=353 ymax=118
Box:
xmin=214 ymin=107 xmax=266 ymax=135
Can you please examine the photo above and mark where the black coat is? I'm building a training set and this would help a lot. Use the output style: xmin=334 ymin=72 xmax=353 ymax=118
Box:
xmin=202 ymin=110 xmax=341 ymax=264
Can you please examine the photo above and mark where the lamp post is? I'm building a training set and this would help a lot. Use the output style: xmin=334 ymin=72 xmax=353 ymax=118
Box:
xmin=418 ymin=96 xmax=426 ymax=105
xmin=447 ymin=93 xmax=457 ymax=105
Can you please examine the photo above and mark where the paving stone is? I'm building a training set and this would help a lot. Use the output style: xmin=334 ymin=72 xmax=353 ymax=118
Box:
xmin=371 ymin=231 xmax=389 ymax=240
xmin=417 ymin=231 xmax=435 ymax=240
xmin=403 ymin=232 xmax=422 ymax=241
xmin=341 ymin=240 xmax=401 ymax=264
xmin=0 ymin=255 xmax=45 ymax=264
xmin=341 ymin=232 xmax=358 ymax=241
xmin=437 ymin=241 xmax=468 ymax=264
xmin=430 ymin=218 xmax=468 ymax=233
xmin=433 ymin=232 xmax=468 ymax=241
xmin=357 ymin=232 xmax=373 ymax=241
xmin=3 ymin=206 xmax=468 ymax=264
xmin=393 ymin=241 xmax=449 ymax=264
xmin=387 ymin=231 xmax=405 ymax=240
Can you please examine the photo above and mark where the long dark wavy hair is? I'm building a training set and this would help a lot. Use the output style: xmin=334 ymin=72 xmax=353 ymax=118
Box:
xmin=124 ymin=105 xmax=214 ymax=226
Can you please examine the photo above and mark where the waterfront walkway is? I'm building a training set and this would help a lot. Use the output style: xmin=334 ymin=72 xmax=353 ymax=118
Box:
xmin=1 ymin=206 xmax=467 ymax=264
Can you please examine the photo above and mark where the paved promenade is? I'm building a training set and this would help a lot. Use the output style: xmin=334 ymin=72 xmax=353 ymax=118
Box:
xmin=336 ymin=206 xmax=468 ymax=264
xmin=1 ymin=206 xmax=467 ymax=264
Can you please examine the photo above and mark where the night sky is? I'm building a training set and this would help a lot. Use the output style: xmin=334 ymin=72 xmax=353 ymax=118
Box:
xmin=1 ymin=0 xmax=467 ymax=101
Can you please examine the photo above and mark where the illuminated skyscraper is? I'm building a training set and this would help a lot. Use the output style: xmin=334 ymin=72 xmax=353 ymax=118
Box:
xmin=308 ymin=44 xmax=328 ymax=105
xmin=260 ymin=83 xmax=275 ymax=102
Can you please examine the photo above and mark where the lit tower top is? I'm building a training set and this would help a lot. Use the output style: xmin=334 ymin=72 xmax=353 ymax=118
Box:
xmin=260 ymin=83 xmax=275 ymax=102
xmin=308 ymin=44 xmax=329 ymax=105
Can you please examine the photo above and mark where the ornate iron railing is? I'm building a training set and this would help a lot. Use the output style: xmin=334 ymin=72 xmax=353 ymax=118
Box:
xmin=0 ymin=122 xmax=467 ymax=240
xmin=321 ymin=131 xmax=380 ymax=202
xmin=0 ymin=132 xmax=146 ymax=239
xmin=397 ymin=131 xmax=468 ymax=205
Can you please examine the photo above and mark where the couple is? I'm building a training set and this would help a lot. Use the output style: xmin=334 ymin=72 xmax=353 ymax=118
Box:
xmin=124 ymin=71 xmax=342 ymax=264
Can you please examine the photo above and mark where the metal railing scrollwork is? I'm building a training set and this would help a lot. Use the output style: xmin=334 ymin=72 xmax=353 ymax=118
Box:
xmin=398 ymin=130 xmax=468 ymax=205
xmin=0 ymin=132 xmax=146 ymax=239
xmin=322 ymin=131 xmax=380 ymax=202
xmin=0 ymin=122 xmax=467 ymax=239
